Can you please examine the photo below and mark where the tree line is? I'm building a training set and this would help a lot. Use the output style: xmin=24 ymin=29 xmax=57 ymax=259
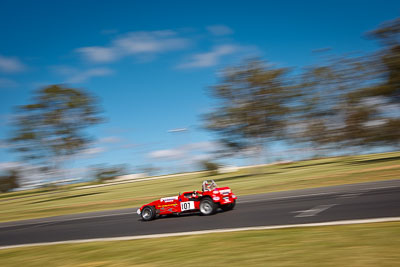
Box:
xmin=1 ymin=17 xmax=399 ymax=192
xmin=205 ymin=18 xmax=400 ymax=159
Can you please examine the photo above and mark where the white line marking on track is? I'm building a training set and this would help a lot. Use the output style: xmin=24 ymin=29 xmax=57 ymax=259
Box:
xmin=0 ymin=212 xmax=135 ymax=230
xmin=239 ymin=192 xmax=335 ymax=203
xmin=240 ymin=184 xmax=400 ymax=204
xmin=1 ymin=217 xmax=399 ymax=250
xmin=339 ymin=193 xmax=362 ymax=199
xmin=365 ymin=185 xmax=400 ymax=191
xmin=293 ymin=204 xmax=337 ymax=217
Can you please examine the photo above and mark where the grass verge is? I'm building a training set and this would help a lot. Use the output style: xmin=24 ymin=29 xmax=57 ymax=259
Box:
xmin=1 ymin=221 xmax=399 ymax=266
xmin=0 ymin=151 xmax=399 ymax=222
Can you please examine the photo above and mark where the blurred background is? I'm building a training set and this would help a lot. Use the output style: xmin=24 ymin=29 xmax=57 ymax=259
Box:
xmin=0 ymin=0 xmax=399 ymax=190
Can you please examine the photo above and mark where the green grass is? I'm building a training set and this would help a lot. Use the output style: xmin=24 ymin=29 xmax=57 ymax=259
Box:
xmin=1 ymin=222 xmax=399 ymax=266
xmin=0 ymin=151 xmax=399 ymax=222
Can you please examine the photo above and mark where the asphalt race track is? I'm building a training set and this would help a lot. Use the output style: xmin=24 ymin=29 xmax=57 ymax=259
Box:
xmin=1 ymin=180 xmax=399 ymax=247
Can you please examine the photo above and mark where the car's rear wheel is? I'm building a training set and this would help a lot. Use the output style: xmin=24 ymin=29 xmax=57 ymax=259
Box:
xmin=221 ymin=199 xmax=236 ymax=211
xmin=200 ymin=198 xmax=216 ymax=215
xmin=141 ymin=206 xmax=156 ymax=221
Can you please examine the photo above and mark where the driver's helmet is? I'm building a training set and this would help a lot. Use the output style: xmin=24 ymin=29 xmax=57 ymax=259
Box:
xmin=202 ymin=180 xmax=217 ymax=191
xmin=192 ymin=191 xmax=197 ymax=198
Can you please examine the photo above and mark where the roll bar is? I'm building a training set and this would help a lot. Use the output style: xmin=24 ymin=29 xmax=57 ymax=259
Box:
xmin=202 ymin=180 xmax=218 ymax=191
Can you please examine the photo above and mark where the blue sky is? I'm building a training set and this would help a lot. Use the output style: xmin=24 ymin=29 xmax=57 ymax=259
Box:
xmin=0 ymin=0 xmax=399 ymax=180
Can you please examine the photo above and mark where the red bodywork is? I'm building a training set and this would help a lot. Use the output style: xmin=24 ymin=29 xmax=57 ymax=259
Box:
xmin=137 ymin=185 xmax=237 ymax=217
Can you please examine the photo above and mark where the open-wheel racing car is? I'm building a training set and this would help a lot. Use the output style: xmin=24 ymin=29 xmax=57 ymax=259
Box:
xmin=137 ymin=180 xmax=237 ymax=221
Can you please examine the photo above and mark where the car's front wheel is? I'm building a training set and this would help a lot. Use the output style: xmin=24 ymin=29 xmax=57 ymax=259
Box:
xmin=221 ymin=199 xmax=236 ymax=211
xmin=199 ymin=198 xmax=217 ymax=215
xmin=141 ymin=206 xmax=156 ymax=221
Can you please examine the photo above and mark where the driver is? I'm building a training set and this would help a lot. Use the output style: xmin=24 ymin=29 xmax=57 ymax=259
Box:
xmin=206 ymin=183 xmax=212 ymax=191
xmin=208 ymin=181 xmax=216 ymax=190
xmin=202 ymin=180 xmax=217 ymax=191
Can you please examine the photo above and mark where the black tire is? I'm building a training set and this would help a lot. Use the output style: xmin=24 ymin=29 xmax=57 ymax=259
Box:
xmin=199 ymin=197 xmax=217 ymax=215
xmin=221 ymin=199 xmax=236 ymax=211
xmin=141 ymin=206 xmax=156 ymax=221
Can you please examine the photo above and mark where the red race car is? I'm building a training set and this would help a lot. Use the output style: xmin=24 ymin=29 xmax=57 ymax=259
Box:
xmin=137 ymin=180 xmax=237 ymax=221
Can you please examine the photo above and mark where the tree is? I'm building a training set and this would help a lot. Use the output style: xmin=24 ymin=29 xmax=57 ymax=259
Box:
xmin=294 ymin=55 xmax=377 ymax=152
xmin=199 ymin=160 xmax=220 ymax=175
xmin=296 ymin=49 xmax=400 ymax=151
xmin=368 ymin=17 xmax=400 ymax=104
xmin=9 ymin=85 xmax=103 ymax=180
xmin=90 ymin=164 xmax=127 ymax=183
xmin=136 ymin=165 xmax=160 ymax=177
xmin=329 ymin=18 xmax=400 ymax=149
xmin=349 ymin=17 xmax=400 ymax=147
xmin=204 ymin=59 xmax=295 ymax=159
xmin=0 ymin=169 xmax=20 ymax=193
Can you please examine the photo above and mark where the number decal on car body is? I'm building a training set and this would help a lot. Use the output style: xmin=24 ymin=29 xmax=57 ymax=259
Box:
xmin=180 ymin=201 xmax=195 ymax=211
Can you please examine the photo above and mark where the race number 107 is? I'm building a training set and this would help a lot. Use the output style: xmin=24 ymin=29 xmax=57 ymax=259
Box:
xmin=180 ymin=201 xmax=194 ymax=211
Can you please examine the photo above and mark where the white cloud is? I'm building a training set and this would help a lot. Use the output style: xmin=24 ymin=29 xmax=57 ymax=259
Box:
xmin=76 ymin=47 xmax=118 ymax=63
xmin=148 ymin=141 xmax=220 ymax=161
xmin=178 ymin=45 xmax=237 ymax=68
xmin=0 ymin=161 xmax=21 ymax=170
xmin=0 ymin=55 xmax=26 ymax=73
xmin=0 ymin=78 xmax=18 ymax=88
xmin=183 ymin=141 xmax=217 ymax=151
xmin=114 ymin=31 xmax=188 ymax=53
xmin=187 ymin=154 xmax=211 ymax=163
xmin=148 ymin=149 xmax=186 ymax=160
xmin=81 ymin=147 xmax=105 ymax=155
xmin=99 ymin=136 xmax=121 ymax=144
xmin=207 ymin=25 xmax=234 ymax=36
xmin=77 ymin=30 xmax=190 ymax=63
xmin=67 ymin=67 xmax=113 ymax=83
xmin=52 ymin=65 xmax=113 ymax=84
